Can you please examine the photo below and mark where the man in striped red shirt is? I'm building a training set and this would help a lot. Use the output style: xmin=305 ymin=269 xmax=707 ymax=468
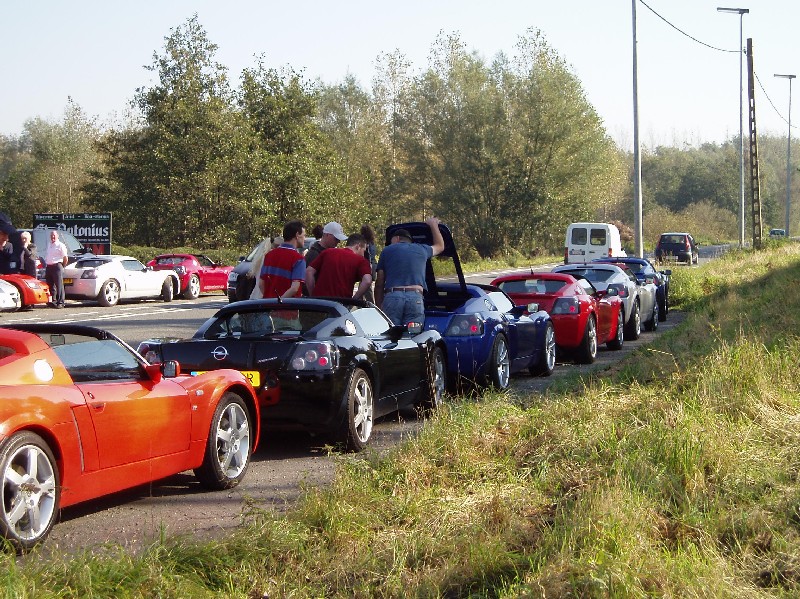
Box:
xmin=259 ymin=220 xmax=307 ymax=299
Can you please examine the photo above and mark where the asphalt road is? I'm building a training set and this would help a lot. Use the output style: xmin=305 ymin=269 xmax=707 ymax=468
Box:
xmin=1 ymin=258 xmax=698 ymax=554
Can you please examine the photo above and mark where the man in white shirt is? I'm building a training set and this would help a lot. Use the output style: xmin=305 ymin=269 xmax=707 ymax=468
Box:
xmin=44 ymin=231 xmax=68 ymax=308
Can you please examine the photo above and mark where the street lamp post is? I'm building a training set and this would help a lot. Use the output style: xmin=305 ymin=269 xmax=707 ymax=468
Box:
xmin=717 ymin=7 xmax=749 ymax=248
xmin=775 ymin=73 xmax=795 ymax=235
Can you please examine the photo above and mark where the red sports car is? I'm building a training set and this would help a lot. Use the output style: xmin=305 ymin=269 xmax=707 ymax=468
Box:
xmin=0 ymin=323 xmax=260 ymax=551
xmin=147 ymin=254 xmax=233 ymax=300
xmin=0 ymin=274 xmax=50 ymax=310
xmin=491 ymin=271 xmax=624 ymax=363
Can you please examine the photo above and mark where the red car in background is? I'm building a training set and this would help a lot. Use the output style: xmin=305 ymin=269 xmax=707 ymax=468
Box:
xmin=491 ymin=271 xmax=624 ymax=364
xmin=0 ymin=274 xmax=50 ymax=310
xmin=147 ymin=254 xmax=233 ymax=300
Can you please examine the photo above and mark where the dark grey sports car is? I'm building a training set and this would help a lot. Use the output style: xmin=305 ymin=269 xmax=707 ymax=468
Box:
xmin=138 ymin=298 xmax=446 ymax=451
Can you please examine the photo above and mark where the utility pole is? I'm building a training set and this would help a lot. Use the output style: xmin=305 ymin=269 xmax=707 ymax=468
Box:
xmin=631 ymin=0 xmax=643 ymax=257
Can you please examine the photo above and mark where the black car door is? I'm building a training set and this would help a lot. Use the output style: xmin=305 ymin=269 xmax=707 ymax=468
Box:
xmin=352 ymin=307 xmax=422 ymax=404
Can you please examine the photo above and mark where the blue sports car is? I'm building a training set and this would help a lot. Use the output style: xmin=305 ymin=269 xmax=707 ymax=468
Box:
xmin=592 ymin=256 xmax=670 ymax=322
xmin=385 ymin=223 xmax=556 ymax=390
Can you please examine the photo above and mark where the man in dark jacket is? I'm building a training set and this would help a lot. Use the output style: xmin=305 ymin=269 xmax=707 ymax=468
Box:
xmin=18 ymin=230 xmax=38 ymax=277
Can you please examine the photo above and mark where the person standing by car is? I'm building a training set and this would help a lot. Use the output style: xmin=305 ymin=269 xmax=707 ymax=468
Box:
xmin=18 ymin=231 xmax=38 ymax=277
xmin=44 ymin=230 xmax=68 ymax=308
xmin=375 ymin=217 xmax=445 ymax=326
xmin=258 ymin=221 xmax=307 ymax=299
xmin=305 ymin=233 xmax=372 ymax=299
xmin=0 ymin=214 xmax=18 ymax=275
xmin=304 ymin=222 xmax=347 ymax=266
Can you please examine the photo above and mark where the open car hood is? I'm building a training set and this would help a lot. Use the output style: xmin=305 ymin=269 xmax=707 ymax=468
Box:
xmin=385 ymin=222 xmax=466 ymax=293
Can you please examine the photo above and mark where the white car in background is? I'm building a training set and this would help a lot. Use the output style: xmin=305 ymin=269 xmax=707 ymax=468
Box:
xmin=63 ymin=255 xmax=180 ymax=307
xmin=0 ymin=279 xmax=21 ymax=311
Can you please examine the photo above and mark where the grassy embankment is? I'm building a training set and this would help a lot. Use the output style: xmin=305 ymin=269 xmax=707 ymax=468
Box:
xmin=6 ymin=242 xmax=800 ymax=597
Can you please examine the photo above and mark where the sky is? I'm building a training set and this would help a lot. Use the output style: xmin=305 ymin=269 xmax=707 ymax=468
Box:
xmin=2 ymin=0 xmax=799 ymax=150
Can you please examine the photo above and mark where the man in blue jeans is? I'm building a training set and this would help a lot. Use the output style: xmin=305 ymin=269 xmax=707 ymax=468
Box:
xmin=375 ymin=217 xmax=445 ymax=326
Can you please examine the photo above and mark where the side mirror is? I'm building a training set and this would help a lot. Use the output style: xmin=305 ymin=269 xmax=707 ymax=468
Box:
xmin=527 ymin=302 xmax=539 ymax=314
xmin=644 ymin=275 xmax=655 ymax=284
xmin=662 ymin=269 xmax=672 ymax=276
xmin=162 ymin=360 xmax=180 ymax=378
xmin=605 ymin=287 xmax=619 ymax=297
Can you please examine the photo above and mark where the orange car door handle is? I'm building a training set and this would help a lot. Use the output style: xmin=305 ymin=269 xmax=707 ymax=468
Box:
xmin=90 ymin=402 xmax=106 ymax=411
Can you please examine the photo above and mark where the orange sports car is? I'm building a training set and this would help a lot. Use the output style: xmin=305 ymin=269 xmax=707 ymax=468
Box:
xmin=0 ymin=274 xmax=50 ymax=310
xmin=0 ymin=323 xmax=260 ymax=551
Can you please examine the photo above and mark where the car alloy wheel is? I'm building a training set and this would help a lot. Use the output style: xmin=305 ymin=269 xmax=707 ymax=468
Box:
xmin=607 ymin=309 xmax=624 ymax=350
xmin=0 ymin=432 xmax=60 ymax=551
xmin=624 ymin=299 xmax=641 ymax=341
xmin=532 ymin=322 xmax=556 ymax=376
xmin=488 ymin=334 xmax=510 ymax=389
xmin=194 ymin=393 xmax=252 ymax=489
xmin=341 ymin=368 xmax=374 ymax=451
xmin=184 ymin=274 xmax=200 ymax=300
xmin=418 ymin=346 xmax=446 ymax=413
xmin=98 ymin=279 xmax=120 ymax=307
xmin=576 ymin=316 xmax=597 ymax=364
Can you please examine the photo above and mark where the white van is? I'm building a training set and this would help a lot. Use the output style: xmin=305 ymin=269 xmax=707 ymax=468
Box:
xmin=564 ymin=222 xmax=627 ymax=264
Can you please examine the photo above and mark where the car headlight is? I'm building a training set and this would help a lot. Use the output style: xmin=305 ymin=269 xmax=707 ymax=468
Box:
xmin=288 ymin=342 xmax=339 ymax=371
xmin=445 ymin=314 xmax=485 ymax=336
xmin=81 ymin=269 xmax=98 ymax=279
xmin=24 ymin=279 xmax=44 ymax=290
xmin=228 ymin=271 xmax=239 ymax=283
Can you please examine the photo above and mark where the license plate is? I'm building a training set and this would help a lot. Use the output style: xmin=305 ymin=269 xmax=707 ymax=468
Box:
xmin=63 ymin=278 xmax=73 ymax=285
xmin=191 ymin=370 xmax=260 ymax=387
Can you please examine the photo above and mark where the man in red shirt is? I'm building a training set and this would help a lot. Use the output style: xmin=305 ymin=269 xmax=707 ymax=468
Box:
xmin=259 ymin=220 xmax=307 ymax=299
xmin=305 ymin=233 xmax=372 ymax=299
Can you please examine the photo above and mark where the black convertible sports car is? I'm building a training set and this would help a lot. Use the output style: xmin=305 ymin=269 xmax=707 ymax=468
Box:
xmin=138 ymin=298 xmax=446 ymax=451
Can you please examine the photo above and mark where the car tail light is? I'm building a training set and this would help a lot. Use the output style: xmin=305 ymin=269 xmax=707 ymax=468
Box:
xmin=685 ymin=239 xmax=691 ymax=251
xmin=564 ymin=247 xmax=568 ymax=264
xmin=445 ymin=314 xmax=485 ymax=336
xmin=607 ymin=248 xmax=613 ymax=257
xmin=607 ymin=283 xmax=629 ymax=298
xmin=289 ymin=342 xmax=339 ymax=371
xmin=80 ymin=269 xmax=98 ymax=279
xmin=551 ymin=297 xmax=580 ymax=315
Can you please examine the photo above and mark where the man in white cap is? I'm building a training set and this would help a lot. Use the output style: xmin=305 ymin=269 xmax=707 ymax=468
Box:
xmin=305 ymin=221 xmax=348 ymax=266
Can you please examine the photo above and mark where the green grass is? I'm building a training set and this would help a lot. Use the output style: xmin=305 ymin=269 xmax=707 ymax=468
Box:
xmin=7 ymin=244 xmax=800 ymax=597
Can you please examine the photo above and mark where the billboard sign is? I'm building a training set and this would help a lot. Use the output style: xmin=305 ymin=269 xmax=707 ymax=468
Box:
xmin=33 ymin=213 xmax=112 ymax=255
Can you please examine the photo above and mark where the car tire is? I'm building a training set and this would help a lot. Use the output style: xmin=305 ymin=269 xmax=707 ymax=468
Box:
xmin=645 ymin=301 xmax=659 ymax=332
xmin=575 ymin=316 xmax=597 ymax=364
xmin=607 ymin=309 xmax=624 ymax=350
xmin=624 ymin=299 xmax=641 ymax=340
xmin=161 ymin=278 xmax=174 ymax=302
xmin=531 ymin=322 xmax=556 ymax=377
xmin=417 ymin=346 xmax=446 ymax=414
xmin=0 ymin=431 xmax=60 ymax=552
xmin=338 ymin=368 xmax=373 ymax=452
xmin=97 ymin=279 xmax=120 ymax=307
xmin=486 ymin=334 xmax=510 ymax=389
xmin=194 ymin=393 xmax=252 ymax=490
xmin=658 ymin=291 xmax=668 ymax=322
xmin=183 ymin=274 xmax=200 ymax=300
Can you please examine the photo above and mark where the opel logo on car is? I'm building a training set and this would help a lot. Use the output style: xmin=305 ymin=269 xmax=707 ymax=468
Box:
xmin=212 ymin=346 xmax=229 ymax=361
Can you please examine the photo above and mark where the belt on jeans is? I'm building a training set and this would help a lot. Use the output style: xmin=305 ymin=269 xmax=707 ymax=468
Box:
xmin=386 ymin=287 xmax=422 ymax=293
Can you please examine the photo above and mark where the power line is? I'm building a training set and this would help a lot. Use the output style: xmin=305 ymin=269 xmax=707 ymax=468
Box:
xmin=639 ymin=0 xmax=795 ymax=131
xmin=754 ymin=71 xmax=797 ymax=130
xmin=638 ymin=0 xmax=739 ymax=53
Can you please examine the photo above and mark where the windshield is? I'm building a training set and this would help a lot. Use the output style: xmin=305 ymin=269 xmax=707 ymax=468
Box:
xmin=203 ymin=307 xmax=335 ymax=339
